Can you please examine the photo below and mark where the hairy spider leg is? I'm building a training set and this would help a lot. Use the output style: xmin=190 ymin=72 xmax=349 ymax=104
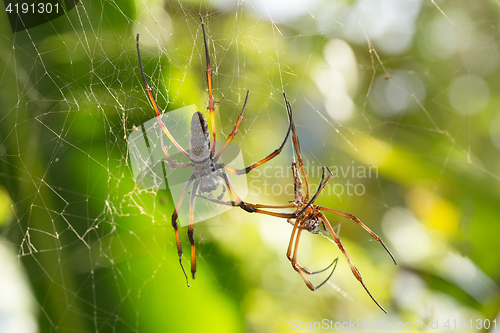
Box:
xmin=136 ymin=34 xmax=192 ymax=167
xmin=199 ymin=14 xmax=217 ymax=158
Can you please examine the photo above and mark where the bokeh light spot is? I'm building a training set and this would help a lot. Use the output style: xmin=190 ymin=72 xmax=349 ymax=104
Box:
xmin=448 ymin=74 xmax=490 ymax=115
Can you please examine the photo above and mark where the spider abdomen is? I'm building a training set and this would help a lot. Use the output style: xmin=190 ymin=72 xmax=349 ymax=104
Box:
xmin=189 ymin=111 xmax=210 ymax=162
xmin=302 ymin=217 xmax=321 ymax=232
xmin=199 ymin=176 xmax=220 ymax=193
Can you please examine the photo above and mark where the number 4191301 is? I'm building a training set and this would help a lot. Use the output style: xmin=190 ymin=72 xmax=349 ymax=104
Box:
xmin=5 ymin=2 xmax=60 ymax=14
xmin=443 ymin=319 xmax=496 ymax=330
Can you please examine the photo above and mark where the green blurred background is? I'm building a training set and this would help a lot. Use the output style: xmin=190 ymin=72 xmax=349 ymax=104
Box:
xmin=1 ymin=0 xmax=500 ymax=332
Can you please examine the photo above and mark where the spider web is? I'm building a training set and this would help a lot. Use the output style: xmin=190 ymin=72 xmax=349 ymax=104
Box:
xmin=0 ymin=0 xmax=499 ymax=332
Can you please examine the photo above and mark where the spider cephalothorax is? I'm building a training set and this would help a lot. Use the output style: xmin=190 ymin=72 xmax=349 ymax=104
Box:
xmin=189 ymin=111 xmax=221 ymax=195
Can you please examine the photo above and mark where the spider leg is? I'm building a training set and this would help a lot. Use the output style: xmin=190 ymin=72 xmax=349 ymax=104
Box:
xmin=199 ymin=192 xmax=213 ymax=200
xmin=205 ymin=166 xmax=327 ymax=219
xmin=287 ymin=168 xmax=336 ymax=271
xmin=318 ymin=167 xmax=334 ymax=194
xmin=314 ymin=258 xmax=338 ymax=289
xmin=291 ymin=245 xmax=338 ymax=275
xmin=216 ymin=177 xmax=226 ymax=200
xmin=136 ymin=34 xmax=192 ymax=166
xmin=171 ymin=175 xmax=196 ymax=286
xmin=315 ymin=205 xmax=397 ymax=265
xmin=283 ymin=93 xmax=310 ymax=200
xmin=318 ymin=211 xmax=388 ymax=313
xmin=287 ymin=219 xmax=338 ymax=290
xmin=196 ymin=193 xmax=296 ymax=213
xmin=199 ymin=14 xmax=217 ymax=158
xmin=219 ymin=202 xmax=297 ymax=209
xmin=214 ymin=90 xmax=250 ymax=162
xmin=216 ymin=95 xmax=293 ymax=175
xmin=298 ymin=166 xmax=329 ymax=209
xmin=286 ymin=218 xmax=300 ymax=265
xmin=283 ymin=96 xmax=335 ymax=203
xmin=189 ymin=180 xmax=200 ymax=279
xmin=195 ymin=185 xmax=212 ymax=200
xmin=216 ymin=173 xmax=297 ymax=217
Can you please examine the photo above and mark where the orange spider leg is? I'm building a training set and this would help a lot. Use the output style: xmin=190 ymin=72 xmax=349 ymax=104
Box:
xmin=171 ymin=175 xmax=196 ymax=286
xmin=214 ymin=90 xmax=250 ymax=162
xmin=218 ymin=124 xmax=292 ymax=174
xmin=217 ymin=94 xmax=293 ymax=175
xmin=318 ymin=211 xmax=388 ymax=313
xmin=215 ymin=173 xmax=296 ymax=218
xmin=136 ymin=34 xmax=192 ymax=166
xmin=188 ymin=180 xmax=200 ymax=279
xmin=287 ymin=217 xmax=338 ymax=290
xmin=209 ymin=166 xmax=326 ymax=218
xmin=315 ymin=206 xmax=396 ymax=265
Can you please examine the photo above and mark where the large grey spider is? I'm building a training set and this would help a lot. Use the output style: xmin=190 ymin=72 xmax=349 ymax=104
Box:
xmin=136 ymin=15 xmax=293 ymax=284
